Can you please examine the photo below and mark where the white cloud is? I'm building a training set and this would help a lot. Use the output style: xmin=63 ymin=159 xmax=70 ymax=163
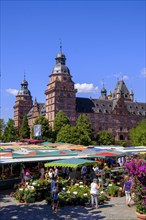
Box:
xmin=140 ymin=68 xmax=146 ymax=78
xmin=114 ymin=72 xmax=128 ymax=81
xmin=122 ymin=75 xmax=129 ymax=80
xmin=75 ymin=83 xmax=98 ymax=93
xmin=6 ymin=88 xmax=18 ymax=96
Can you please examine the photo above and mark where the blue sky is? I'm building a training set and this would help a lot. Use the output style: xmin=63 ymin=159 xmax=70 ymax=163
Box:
xmin=1 ymin=0 xmax=146 ymax=123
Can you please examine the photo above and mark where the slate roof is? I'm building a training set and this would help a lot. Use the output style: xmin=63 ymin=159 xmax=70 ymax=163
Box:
xmin=112 ymin=80 xmax=131 ymax=100
xmin=76 ymin=97 xmax=113 ymax=114
xmin=76 ymin=97 xmax=146 ymax=116
xmin=27 ymin=103 xmax=46 ymax=117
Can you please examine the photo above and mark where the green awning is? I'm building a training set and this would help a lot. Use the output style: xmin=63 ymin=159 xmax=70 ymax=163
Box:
xmin=44 ymin=158 xmax=96 ymax=168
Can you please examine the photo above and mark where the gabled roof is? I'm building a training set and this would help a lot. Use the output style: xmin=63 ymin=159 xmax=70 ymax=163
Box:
xmin=112 ymin=80 xmax=131 ymax=100
xmin=27 ymin=103 xmax=45 ymax=117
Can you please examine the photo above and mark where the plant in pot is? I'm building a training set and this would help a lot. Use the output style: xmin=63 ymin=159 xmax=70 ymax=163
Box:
xmin=125 ymin=158 xmax=146 ymax=219
xmin=23 ymin=188 xmax=36 ymax=203
xmin=106 ymin=184 xmax=120 ymax=197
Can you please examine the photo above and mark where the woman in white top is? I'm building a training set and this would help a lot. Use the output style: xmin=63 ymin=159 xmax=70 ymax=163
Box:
xmin=90 ymin=178 xmax=100 ymax=208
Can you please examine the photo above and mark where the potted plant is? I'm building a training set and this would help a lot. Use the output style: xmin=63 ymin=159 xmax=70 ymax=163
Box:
xmin=125 ymin=158 xmax=146 ymax=219
xmin=106 ymin=184 xmax=120 ymax=197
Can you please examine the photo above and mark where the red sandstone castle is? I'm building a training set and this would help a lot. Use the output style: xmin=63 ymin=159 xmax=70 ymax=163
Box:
xmin=14 ymin=48 xmax=146 ymax=141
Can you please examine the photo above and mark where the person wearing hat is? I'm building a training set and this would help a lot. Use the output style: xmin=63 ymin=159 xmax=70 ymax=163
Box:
xmin=90 ymin=178 xmax=100 ymax=209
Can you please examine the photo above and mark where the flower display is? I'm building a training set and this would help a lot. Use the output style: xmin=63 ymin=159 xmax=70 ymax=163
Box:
xmin=125 ymin=158 xmax=146 ymax=214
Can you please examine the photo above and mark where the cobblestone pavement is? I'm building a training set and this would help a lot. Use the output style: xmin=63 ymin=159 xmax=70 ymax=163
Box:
xmin=0 ymin=190 xmax=137 ymax=220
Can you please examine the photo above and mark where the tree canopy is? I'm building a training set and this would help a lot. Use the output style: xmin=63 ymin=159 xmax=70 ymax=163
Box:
xmin=75 ymin=114 xmax=92 ymax=145
xmin=96 ymin=131 xmax=115 ymax=145
xmin=129 ymin=119 xmax=146 ymax=146
xmin=0 ymin=118 xmax=6 ymax=141
xmin=2 ymin=119 xmax=17 ymax=142
xmin=33 ymin=116 xmax=54 ymax=141
xmin=53 ymin=110 xmax=70 ymax=134
xmin=19 ymin=115 xmax=30 ymax=139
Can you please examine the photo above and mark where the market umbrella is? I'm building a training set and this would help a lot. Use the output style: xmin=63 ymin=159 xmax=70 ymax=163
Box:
xmin=44 ymin=158 xmax=96 ymax=168
xmin=4 ymin=148 xmax=14 ymax=152
xmin=88 ymin=151 xmax=123 ymax=158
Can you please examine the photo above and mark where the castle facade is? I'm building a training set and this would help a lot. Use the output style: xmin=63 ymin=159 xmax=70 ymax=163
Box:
xmin=14 ymin=49 xmax=146 ymax=141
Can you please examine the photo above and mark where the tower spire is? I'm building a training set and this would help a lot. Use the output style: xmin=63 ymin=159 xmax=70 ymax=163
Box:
xmin=24 ymin=70 xmax=26 ymax=80
xmin=59 ymin=38 xmax=62 ymax=52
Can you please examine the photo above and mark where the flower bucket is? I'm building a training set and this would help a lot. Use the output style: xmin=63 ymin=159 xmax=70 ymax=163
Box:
xmin=136 ymin=212 xmax=146 ymax=220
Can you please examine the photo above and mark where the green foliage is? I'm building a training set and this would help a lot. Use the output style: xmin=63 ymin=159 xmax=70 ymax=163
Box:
xmin=56 ymin=124 xmax=72 ymax=143
xmin=75 ymin=114 xmax=92 ymax=145
xmin=129 ymin=119 xmax=146 ymax=146
xmin=53 ymin=110 xmax=70 ymax=134
xmin=96 ymin=131 xmax=115 ymax=145
xmin=33 ymin=116 xmax=54 ymax=141
xmin=106 ymin=184 xmax=120 ymax=196
xmin=0 ymin=118 xmax=6 ymax=141
xmin=2 ymin=119 xmax=17 ymax=142
xmin=19 ymin=115 xmax=30 ymax=139
xmin=56 ymin=114 xmax=92 ymax=145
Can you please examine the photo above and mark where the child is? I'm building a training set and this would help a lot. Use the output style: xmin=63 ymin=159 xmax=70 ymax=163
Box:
xmin=51 ymin=182 xmax=59 ymax=212
xmin=123 ymin=176 xmax=132 ymax=207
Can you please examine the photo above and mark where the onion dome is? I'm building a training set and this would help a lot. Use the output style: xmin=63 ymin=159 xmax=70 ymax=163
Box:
xmin=101 ymin=87 xmax=107 ymax=95
xmin=52 ymin=48 xmax=70 ymax=75
xmin=17 ymin=79 xmax=31 ymax=96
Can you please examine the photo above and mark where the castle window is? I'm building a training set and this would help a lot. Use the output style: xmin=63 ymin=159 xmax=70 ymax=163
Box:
xmin=130 ymin=106 xmax=132 ymax=109
xmin=102 ymin=104 xmax=105 ymax=107
xmin=135 ymin=106 xmax=138 ymax=109
xmin=120 ymin=127 xmax=123 ymax=131
xmin=133 ymin=112 xmax=135 ymax=114
xmin=109 ymin=104 xmax=112 ymax=107
xmin=141 ymin=106 xmax=144 ymax=110
xmin=119 ymin=135 xmax=124 ymax=140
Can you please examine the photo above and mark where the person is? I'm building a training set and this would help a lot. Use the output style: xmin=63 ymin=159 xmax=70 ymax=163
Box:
xmin=51 ymin=182 xmax=59 ymax=213
xmin=54 ymin=166 xmax=58 ymax=178
xmin=62 ymin=167 xmax=67 ymax=179
xmin=90 ymin=178 xmax=100 ymax=209
xmin=48 ymin=168 xmax=54 ymax=180
xmin=20 ymin=165 xmax=25 ymax=183
xmin=93 ymin=164 xmax=99 ymax=175
xmin=45 ymin=169 xmax=49 ymax=180
xmin=123 ymin=176 xmax=132 ymax=207
xmin=81 ymin=165 xmax=87 ymax=180
xmin=24 ymin=171 xmax=32 ymax=182
xmin=40 ymin=166 xmax=45 ymax=179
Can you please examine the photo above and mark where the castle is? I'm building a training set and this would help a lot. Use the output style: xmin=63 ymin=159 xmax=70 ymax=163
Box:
xmin=14 ymin=48 xmax=146 ymax=141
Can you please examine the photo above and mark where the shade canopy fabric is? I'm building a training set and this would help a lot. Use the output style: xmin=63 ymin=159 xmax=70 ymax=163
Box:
xmin=88 ymin=151 xmax=123 ymax=158
xmin=44 ymin=158 xmax=96 ymax=168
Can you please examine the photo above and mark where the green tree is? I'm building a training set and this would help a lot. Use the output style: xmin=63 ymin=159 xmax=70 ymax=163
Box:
xmin=2 ymin=119 xmax=17 ymax=142
xmin=129 ymin=119 xmax=146 ymax=146
xmin=0 ymin=118 xmax=6 ymax=141
xmin=97 ymin=131 xmax=114 ymax=145
xmin=75 ymin=114 xmax=92 ymax=146
xmin=33 ymin=116 xmax=54 ymax=141
xmin=56 ymin=124 xmax=72 ymax=143
xmin=53 ymin=110 xmax=70 ymax=134
xmin=19 ymin=115 xmax=30 ymax=139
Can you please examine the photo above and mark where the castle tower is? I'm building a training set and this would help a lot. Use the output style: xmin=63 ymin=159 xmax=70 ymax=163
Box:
xmin=130 ymin=89 xmax=134 ymax=101
xmin=45 ymin=47 xmax=77 ymax=127
xmin=14 ymin=77 xmax=33 ymax=129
